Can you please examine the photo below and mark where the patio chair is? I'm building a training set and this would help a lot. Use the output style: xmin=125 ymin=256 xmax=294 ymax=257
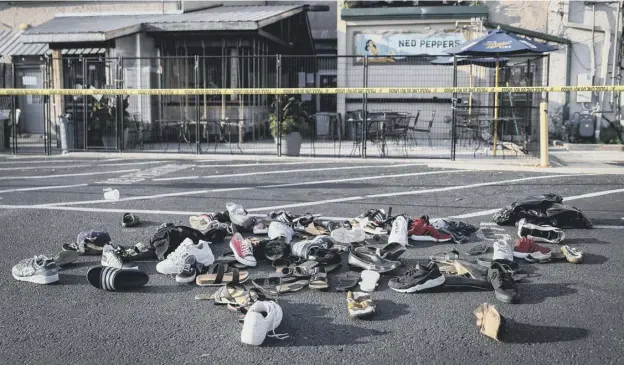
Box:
xmin=383 ymin=113 xmax=410 ymax=155
xmin=412 ymin=111 xmax=436 ymax=148
xmin=405 ymin=110 xmax=421 ymax=147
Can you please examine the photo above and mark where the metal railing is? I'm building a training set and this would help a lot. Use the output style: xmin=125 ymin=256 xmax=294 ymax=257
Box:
xmin=0 ymin=54 xmax=548 ymax=161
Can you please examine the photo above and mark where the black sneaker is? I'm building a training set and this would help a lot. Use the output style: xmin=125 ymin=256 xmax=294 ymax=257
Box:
xmin=264 ymin=238 xmax=290 ymax=261
xmin=388 ymin=262 xmax=445 ymax=293
xmin=488 ymin=261 xmax=519 ymax=303
xmin=176 ymin=255 xmax=198 ymax=284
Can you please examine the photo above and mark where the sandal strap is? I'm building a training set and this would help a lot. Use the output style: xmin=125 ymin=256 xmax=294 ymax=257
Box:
xmin=231 ymin=267 xmax=240 ymax=285
xmin=213 ymin=264 xmax=226 ymax=285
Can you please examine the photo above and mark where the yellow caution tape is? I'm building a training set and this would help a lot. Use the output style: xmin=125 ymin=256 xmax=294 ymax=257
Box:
xmin=0 ymin=85 xmax=622 ymax=96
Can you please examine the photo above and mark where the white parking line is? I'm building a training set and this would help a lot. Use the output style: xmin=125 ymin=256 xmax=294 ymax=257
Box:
xmin=0 ymin=183 xmax=88 ymax=194
xmin=194 ymin=161 xmax=340 ymax=168
xmin=0 ymin=159 xmax=100 ymax=165
xmin=152 ymin=163 xmax=425 ymax=181
xmin=0 ymin=164 xmax=95 ymax=171
xmin=0 ymin=169 xmax=141 ymax=180
xmin=97 ymin=161 xmax=168 ymax=167
xmin=449 ymin=187 xmax=624 ymax=219
xmin=39 ymin=169 xmax=465 ymax=207
xmin=0 ymin=204 xmax=203 ymax=216
xmin=246 ymin=174 xmax=578 ymax=212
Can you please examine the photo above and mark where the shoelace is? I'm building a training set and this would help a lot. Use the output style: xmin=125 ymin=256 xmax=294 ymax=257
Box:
xmin=240 ymin=240 xmax=254 ymax=258
xmin=267 ymin=307 xmax=289 ymax=340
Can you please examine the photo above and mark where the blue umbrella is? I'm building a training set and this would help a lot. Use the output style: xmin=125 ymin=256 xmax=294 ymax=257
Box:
xmin=430 ymin=56 xmax=509 ymax=68
xmin=443 ymin=28 xmax=557 ymax=156
xmin=443 ymin=28 xmax=558 ymax=56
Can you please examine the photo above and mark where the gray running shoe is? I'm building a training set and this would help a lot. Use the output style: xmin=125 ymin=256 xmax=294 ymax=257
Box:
xmin=12 ymin=255 xmax=59 ymax=284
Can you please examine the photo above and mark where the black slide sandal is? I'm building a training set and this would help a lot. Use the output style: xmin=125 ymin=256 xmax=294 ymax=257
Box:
xmin=87 ymin=266 xmax=148 ymax=291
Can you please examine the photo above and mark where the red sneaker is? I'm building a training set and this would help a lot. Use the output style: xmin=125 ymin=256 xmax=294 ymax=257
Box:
xmin=229 ymin=233 xmax=257 ymax=267
xmin=513 ymin=237 xmax=551 ymax=259
xmin=408 ymin=216 xmax=452 ymax=242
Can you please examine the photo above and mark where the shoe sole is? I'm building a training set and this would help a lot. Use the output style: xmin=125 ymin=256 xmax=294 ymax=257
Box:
xmin=229 ymin=241 xmax=257 ymax=267
xmin=409 ymin=235 xmax=452 ymax=243
xmin=494 ymin=290 xmax=518 ymax=304
xmin=512 ymin=251 xmax=529 ymax=259
xmin=390 ymin=274 xmax=445 ymax=293
xmin=12 ymin=272 xmax=59 ymax=284
xmin=518 ymin=222 xmax=565 ymax=244
xmin=175 ymin=274 xmax=196 ymax=284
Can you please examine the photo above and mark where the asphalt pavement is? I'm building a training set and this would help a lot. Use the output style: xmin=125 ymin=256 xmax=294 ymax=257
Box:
xmin=0 ymin=155 xmax=623 ymax=365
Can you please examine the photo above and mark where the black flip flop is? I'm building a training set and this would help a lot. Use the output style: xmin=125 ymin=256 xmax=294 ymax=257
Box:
xmin=335 ymin=273 xmax=359 ymax=292
xmin=378 ymin=242 xmax=407 ymax=261
xmin=122 ymin=213 xmax=140 ymax=228
xmin=87 ymin=266 xmax=148 ymax=291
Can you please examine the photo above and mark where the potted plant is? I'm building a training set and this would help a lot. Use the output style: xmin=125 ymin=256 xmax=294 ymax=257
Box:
xmin=268 ymin=95 xmax=312 ymax=156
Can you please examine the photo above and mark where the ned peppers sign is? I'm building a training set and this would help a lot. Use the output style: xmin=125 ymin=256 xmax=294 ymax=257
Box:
xmin=353 ymin=30 xmax=466 ymax=63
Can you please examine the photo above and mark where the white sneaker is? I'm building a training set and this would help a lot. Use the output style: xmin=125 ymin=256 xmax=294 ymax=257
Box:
xmin=268 ymin=221 xmax=295 ymax=244
xmin=388 ymin=216 xmax=408 ymax=246
xmin=226 ymin=202 xmax=254 ymax=228
xmin=241 ymin=300 xmax=288 ymax=346
xmin=101 ymin=244 xmax=123 ymax=269
xmin=492 ymin=240 xmax=514 ymax=263
xmin=156 ymin=238 xmax=215 ymax=275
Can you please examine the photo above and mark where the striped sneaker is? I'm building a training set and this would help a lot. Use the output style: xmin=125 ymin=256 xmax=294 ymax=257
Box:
xmin=87 ymin=266 xmax=149 ymax=291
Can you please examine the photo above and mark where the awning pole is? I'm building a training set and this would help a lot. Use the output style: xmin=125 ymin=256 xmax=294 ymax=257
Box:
xmin=493 ymin=58 xmax=500 ymax=156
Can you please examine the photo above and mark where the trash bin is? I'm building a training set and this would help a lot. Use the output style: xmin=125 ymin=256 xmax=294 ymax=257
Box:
xmin=59 ymin=114 xmax=74 ymax=152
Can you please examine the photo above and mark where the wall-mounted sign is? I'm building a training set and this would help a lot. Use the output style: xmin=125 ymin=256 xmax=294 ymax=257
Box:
xmin=353 ymin=30 xmax=466 ymax=64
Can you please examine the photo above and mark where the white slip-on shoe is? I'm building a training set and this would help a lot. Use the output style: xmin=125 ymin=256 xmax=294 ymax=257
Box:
xmin=241 ymin=301 xmax=288 ymax=346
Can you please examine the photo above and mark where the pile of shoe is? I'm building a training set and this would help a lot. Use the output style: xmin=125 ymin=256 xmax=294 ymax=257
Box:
xmin=11 ymin=193 xmax=592 ymax=346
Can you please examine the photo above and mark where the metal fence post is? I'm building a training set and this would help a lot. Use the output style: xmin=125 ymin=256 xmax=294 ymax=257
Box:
xmin=82 ymin=58 xmax=87 ymax=151
xmin=362 ymin=55 xmax=368 ymax=159
xmin=451 ymin=55 xmax=457 ymax=161
xmin=195 ymin=55 xmax=200 ymax=154
xmin=10 ymin=63 xmax=16 ymax=154
xmin=118 ymin=56 xmax=124 ymax=153
xmin=276 ymin=54 xmax=282 ymax=157
xmin=540 ymin=101 xmax=550 ymax=167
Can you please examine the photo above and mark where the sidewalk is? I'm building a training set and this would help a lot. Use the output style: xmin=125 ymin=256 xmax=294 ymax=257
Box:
xmin=0 ymin=149 xmax=608 ymax=175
